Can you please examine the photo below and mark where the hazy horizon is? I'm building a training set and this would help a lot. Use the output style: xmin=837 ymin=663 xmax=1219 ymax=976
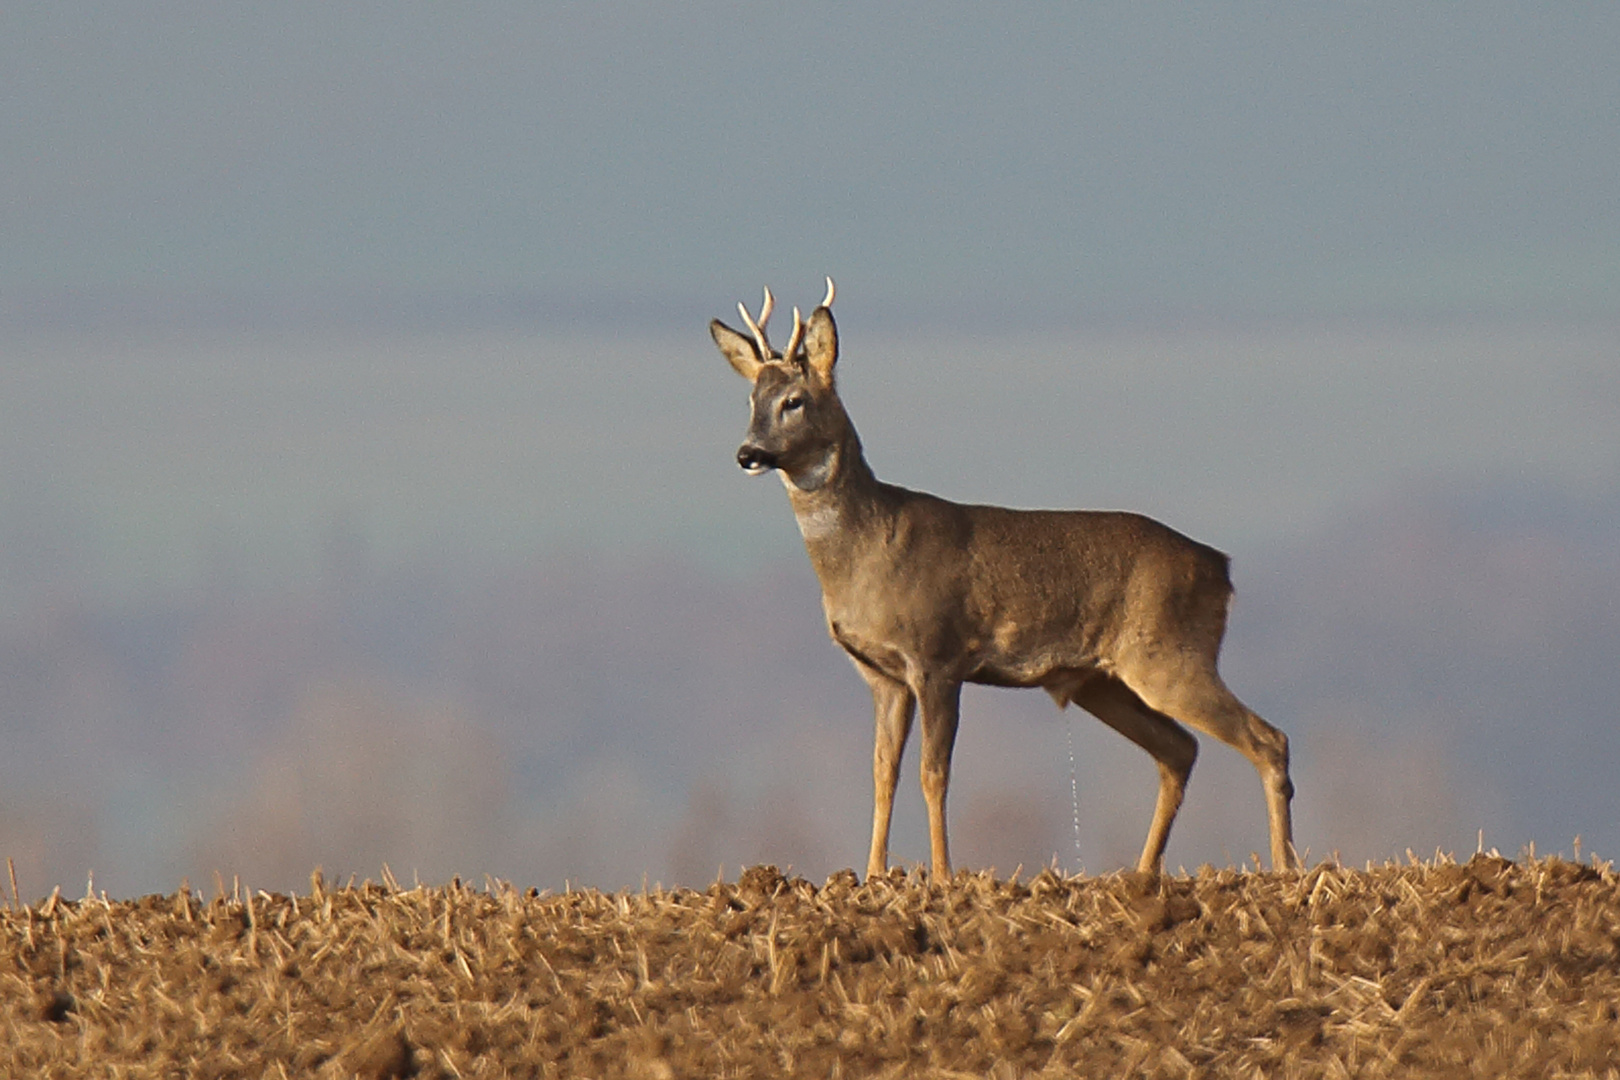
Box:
xmin=2 ymin=471 xmax=1617 ymax=900
xmin=5 ymin=316 xmax=1615 ymax=602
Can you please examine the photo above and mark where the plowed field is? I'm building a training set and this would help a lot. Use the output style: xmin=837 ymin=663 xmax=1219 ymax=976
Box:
xmin=4 ymin=856 xmax=1618 ymax=1077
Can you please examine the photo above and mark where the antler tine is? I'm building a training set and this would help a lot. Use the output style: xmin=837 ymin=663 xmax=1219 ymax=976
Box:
xmin=821 ymin=276 xmax=836 ymax=309
xmin=737 ymin=286 xmax=775 ymax=358
xmin=785 ymin=306 xmax=807 ymax=360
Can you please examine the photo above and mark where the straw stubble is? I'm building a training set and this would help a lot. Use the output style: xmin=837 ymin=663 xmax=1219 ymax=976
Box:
xmin=2 ymin=855 xmax=1617 ymax=1077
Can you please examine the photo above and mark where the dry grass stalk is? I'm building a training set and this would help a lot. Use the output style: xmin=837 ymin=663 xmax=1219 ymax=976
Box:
xmin=1 ymin=855 xmax=1617 ymax=1077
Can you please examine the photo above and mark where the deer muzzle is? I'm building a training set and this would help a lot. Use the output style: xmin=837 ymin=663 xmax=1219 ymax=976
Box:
xmin=736 ymin=444 xmax=778 ymax=474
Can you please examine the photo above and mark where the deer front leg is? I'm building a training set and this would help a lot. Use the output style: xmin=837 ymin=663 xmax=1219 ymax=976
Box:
xmin=916 ymin=678 xmax=963 ymax=880
xmin=858 ymin=663 xmax=915 ymax=880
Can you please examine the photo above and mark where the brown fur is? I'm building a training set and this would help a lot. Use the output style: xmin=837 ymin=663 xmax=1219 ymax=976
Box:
xmin=712 ymin=286 xmax=1295 ymax=877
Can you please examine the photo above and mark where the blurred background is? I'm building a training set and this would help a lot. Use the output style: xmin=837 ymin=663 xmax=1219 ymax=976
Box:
xmin=2 ymin=4 xmax=1616 ymax=898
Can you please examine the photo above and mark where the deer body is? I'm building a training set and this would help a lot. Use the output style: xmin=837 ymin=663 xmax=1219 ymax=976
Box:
xmin=712 ymin=281 xmax=1295 ymax=878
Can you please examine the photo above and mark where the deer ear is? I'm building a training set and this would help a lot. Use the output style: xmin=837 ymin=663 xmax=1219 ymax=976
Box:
xmin=710 ymin=319 xmax=763 ymax=381
xmin=803 ymin=307 xmax=838 ymax=382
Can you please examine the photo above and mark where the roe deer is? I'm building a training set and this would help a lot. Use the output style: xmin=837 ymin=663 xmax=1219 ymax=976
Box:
xmin=710 ymin=280 xmax=1295 ymax=878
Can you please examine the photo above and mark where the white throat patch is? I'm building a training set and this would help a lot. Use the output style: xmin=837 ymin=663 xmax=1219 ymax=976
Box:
xmin=792 ymin=501 xmax=841 ymax=541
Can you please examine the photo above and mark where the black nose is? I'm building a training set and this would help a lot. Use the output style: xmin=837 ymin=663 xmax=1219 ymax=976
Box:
xmin=737 ymin=445 xmax=778 ymax=472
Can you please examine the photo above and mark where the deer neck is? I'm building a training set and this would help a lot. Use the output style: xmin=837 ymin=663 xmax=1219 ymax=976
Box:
xmin=780 ymin=421 xmax=884 ymax=557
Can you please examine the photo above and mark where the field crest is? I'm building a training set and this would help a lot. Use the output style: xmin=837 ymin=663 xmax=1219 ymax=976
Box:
xmin=4 ymin=857 xmax=1618 ymax=1077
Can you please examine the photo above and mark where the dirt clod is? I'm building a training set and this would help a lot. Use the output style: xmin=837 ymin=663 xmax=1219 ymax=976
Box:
xmin=38 ymin=989 xmax=74 ymax=1023
xmin=339 ymin=1026 xmax=416 ymax=1080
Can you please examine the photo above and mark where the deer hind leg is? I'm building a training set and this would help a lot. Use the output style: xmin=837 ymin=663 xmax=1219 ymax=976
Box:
xmin=1070 ymin=675 xmax=1199 ymax=874
xmin=855 ymin=661 xmax=915 ymax=880
xmin=914 ymin=677 xmax=963 ymax=880
xmin=1126 ymin=665 xmax=1295 ymax=870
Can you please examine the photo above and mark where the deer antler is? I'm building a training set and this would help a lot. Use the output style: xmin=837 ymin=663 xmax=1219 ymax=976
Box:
xmin=821 ymin=276 xmax=835 ymax=310
xmin=737 ymin=287 xmax=775 ymax=358
xmin=785 ymin=306 xmax=807 ymax=361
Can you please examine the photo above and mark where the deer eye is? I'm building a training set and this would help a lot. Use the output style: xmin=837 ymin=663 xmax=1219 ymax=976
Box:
xmin=781 ymin=395 xmax=807 ymax=414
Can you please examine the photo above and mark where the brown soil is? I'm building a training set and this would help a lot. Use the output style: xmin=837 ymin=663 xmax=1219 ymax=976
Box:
xmin=3 ymin=856 xmax=1618 ymax=1078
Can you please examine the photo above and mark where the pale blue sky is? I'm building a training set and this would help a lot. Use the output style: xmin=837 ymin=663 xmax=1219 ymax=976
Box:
xmin=5 ymin=4 xmax=1616 ymax=323
xmin=1 ymin=4 xmax=1616 ymax=590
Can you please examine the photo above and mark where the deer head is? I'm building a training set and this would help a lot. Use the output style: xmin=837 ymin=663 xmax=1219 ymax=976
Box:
xmin=710 ymin=278 xmax=847 ymax=491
